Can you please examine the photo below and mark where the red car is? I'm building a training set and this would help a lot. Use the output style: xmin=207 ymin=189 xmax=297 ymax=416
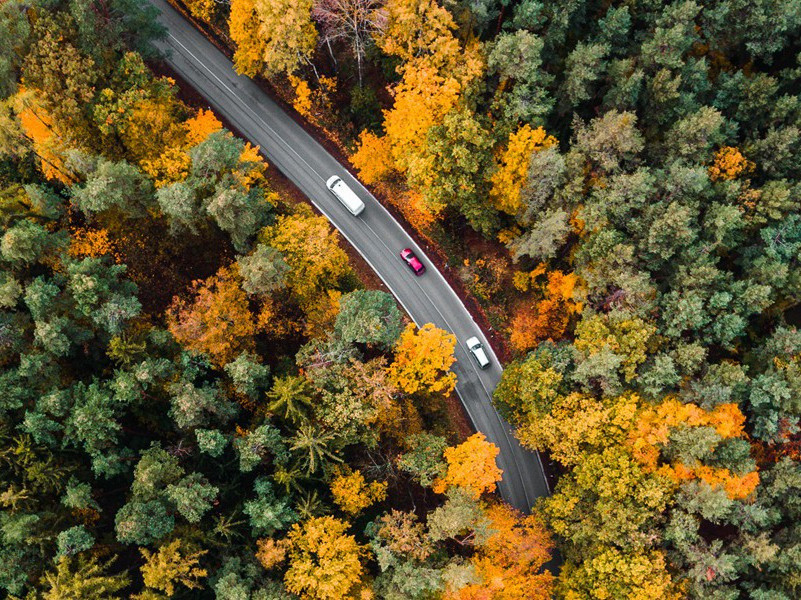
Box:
xmin=400 ymin=248 xmax=426 ymax=276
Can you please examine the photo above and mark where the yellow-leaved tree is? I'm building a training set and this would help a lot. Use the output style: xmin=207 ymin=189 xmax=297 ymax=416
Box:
xmin=230 ymin=0 xmax=318 ymax=78
xmin=352 ymin=0 xmax=483 ymax=182
xmin=388 ymin=322 xmax=457 ymax=395
xmin=259 ymin=206 xmax=351 ymax=308
xmin=490 ymin=124 xmax=557 ymax=215
xmin=433 ymin=432 xmax=503 ymax=498
xmin=139 ymin=540 xmax=207 ymax=597
xmin=283 ymin=516 xmax=366 ymax=600
xmin=330 ymin=467 xmax=388 ymax=515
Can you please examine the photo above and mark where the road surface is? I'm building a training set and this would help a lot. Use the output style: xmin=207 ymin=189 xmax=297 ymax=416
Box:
xmin=148 ymin=0 xmax=550 ymax=512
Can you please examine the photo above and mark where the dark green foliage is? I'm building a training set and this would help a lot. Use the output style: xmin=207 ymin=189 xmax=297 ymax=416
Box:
xmin=334 ymin=289 xmax=404 ymax=350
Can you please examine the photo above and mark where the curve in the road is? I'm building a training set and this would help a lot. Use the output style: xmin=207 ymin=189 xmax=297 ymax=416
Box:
xmin=148 ymin=0 xmax=550 ymax=512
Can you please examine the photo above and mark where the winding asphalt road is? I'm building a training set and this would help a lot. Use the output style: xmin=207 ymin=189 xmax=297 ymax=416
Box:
xmin=148 ymin=0 xmax=550 ymax=512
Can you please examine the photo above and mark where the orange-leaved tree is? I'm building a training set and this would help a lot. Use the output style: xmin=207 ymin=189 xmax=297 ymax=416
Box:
xmin=510 ymin=270 xmax=581 ymax=352
xmin=628 ymin=398 xmax=759 ymax=500
xmin=351 ymin=129 xmax=395 ymax=184
xmin=433 ymin=432 xmax=503 ymax=499
xmin=709 ymin=146 xmax=754 ymax=181
xmin=388 ymin=322 xmax=457 ymax=395
xmin=446 ymin=503 xmax=554 ymax=600
xmin=167 ymin=264 xmax=259 ymax=366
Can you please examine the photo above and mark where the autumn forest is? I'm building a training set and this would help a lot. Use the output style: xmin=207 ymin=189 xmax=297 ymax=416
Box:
xmin=2 ymin=0 xmax=801 ymax=598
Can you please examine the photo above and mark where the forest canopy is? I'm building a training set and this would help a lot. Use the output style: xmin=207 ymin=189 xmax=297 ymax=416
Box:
xmin=3 ymin=0 xmax=801 ymax=598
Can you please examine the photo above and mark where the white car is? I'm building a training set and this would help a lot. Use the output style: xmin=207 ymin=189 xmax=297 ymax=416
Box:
xmin=466 ymin=336 xmax=490 ymax=369
xmin=326 ymin=175 xmax=365 ymax=216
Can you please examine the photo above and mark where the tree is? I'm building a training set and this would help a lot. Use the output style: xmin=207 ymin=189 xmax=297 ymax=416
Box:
xmin=290 ymin=424 xmax=343 ymax=475
xmin=427 ymin=487 xmax=490 ymax=546
xmin=166 ymin=473 xmax=219 ymax=523
xmin=168 ymin=380 xmax=237 ymax=430
xmin=237 ymin=244 xmax=290 ymax=297
xmin=558 ymin=547 xmax=680 ymax=600
xmin=167 ymin=265 xmax=259 ymax=366
xmin=284 ymin=516 xmax=365 ymax=600
xmin=351 ymin=130 xmax=394 ymax=184
xmin=115 ymin=501 xmax=174 ymax=546
xmin=373 ymin=509 xmax=434 ymax=562
xmin=487 ymin=30 xmax=553 ymax=125
xmin=312 ymin=0 xmax=384 ymax=86
xmin=376 ymin=0 xmax=483 ymax=176
xmin=543 ymin=446 xmax=673 ymax=554
xmin=510 ymin=270 xmax=580 ymax=352
xmin=1 ymin=219 xmax=56 ymax=266
xmin=140 ymin=540 xmax=207 ymax=597
xmin=55 ymin=525 xmax=95 ymax=558
xmin=410 ymin=106 xmax=499 ymax=235
xmin=260 ymin=207 xmax=350 ymax=306
xmin=334 ymin=290 xmax=403 ymax=350
xmin=243 ymin=477 xmax=297 ymax=536
xmin=448 ymin=503 xmax=554 ymax=600
xmin=234 ymin=423 xmax=289 ymax=473
xmin=490 ymin=124 xmax=557 ymax=217
xmin=230 ymin=0 xmax=318 ymax=77
xmin=433 ymin=433 xmax=502 ymax=499
xmin=229 ymin=0 xmax=265 ymax=77
xmin=22 ymin=15 xmax=97 ymax=142
xmin=267 ymin=375 xmax=314 ymax=425
xmin=388 ymin=323 xmax=456 ymax=396
xmin=41 ymin=556 xmax=129 ymax=600
xmin=224 ymin=351 xmax=270 ymax=400
xmin=69 ymin=155 xmax=155 ymax=219
xmin=397 ymin=433 xmax=448 ymax=487
xmin=330 ymin=468 xmax=387 ymax=515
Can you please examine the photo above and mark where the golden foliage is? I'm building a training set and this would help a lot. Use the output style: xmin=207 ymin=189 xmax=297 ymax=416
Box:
xmin=68 ymin=227 xmax=116 ymax=260
xmin=230 ymin=0 xmax=266 ymax=77
xmin=256 ymin=538 xmax=289 ymax=570
xmin=510 ymin=270 xmax=581 ymax=351
xmin=284 ymin=516 xmax=366 ymax=600
xmin=388 ymin=323 xmax=457 ymax=395
xmin=490 ymin=125 xmax=557 ymax=215
xmin=561 ymin=547 xmax=682 ymax=600
xmin=141 ymin=108 xmax=223 ymax=187
xmin=330 ymin=468 xmax=388 ymax=515
xmin=433 ymin=433 xmax=503 ymax=499
xmin=351 ymin=129 xmax=395 ymax=184
xmin=260 ymin=207 xmax=351 ymax=307
xmin=709 ymin=146 xmax=754 ymax=181
xmin=290 ymin=75 xmax=313 ymax=118
xmin=377 ymin=0 xmax=484 ymax=175
xmin=140 ymin=540 xmax=207 ymax=597
xmin=519 ymin=392 xmax=640 ymax=466
xmin=166 ymin=264 xmax=259 ymax=366
xmin=628 ymin=398 xmax=759 ymax=500
xmin=16 ymin=92 xmax=74 ymax=184
xmin=447 ymin=504 xmax=554 ymax=600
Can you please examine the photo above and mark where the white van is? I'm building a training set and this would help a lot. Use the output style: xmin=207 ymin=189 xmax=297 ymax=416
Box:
xmin=466 ymin=336 xmax=490 ymax=369
xmin=326 ymin=175 xmax=365 ymax=216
